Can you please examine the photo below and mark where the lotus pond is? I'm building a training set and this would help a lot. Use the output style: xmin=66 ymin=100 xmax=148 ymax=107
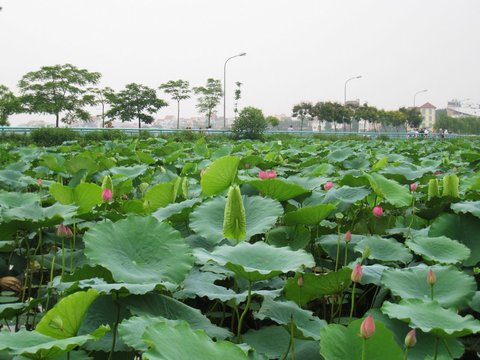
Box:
xmin=0 ymin=136 xmax=479 ymax=360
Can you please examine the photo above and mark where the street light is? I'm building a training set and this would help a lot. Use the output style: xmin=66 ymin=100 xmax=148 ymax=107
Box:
xmin=344 ymin=75 xmax=362 ymax=104
xmin=223 ymin=52 xmax=246 ymax=128
xmin=413 ymin=89 xmax=428 ymax=107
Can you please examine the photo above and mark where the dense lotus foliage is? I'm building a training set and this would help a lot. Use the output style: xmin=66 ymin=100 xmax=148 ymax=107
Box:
xmin=0 ymin=135 xmax=479 ymax=359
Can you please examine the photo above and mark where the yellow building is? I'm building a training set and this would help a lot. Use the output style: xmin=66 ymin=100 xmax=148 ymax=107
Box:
xmin=418 ymin=102 xmax=436 ymax=129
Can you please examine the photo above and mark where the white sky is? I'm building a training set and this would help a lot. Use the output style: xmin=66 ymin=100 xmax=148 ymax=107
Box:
xmin=1 ymin=0 xmax=479 ymax=124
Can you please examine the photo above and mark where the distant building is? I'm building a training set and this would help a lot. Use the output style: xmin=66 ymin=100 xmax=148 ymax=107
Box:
xmin=446 ymin=99 xmax=480 ymax=117
xmin=418 ymin=102 xmax=436 ymax=129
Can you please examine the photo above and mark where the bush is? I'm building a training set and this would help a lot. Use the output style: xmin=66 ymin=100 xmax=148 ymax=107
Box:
xmin=231 ymin=107 xmax=267 ymax=140
xmin=30 ymin=127 xmax=79 ymax=146
xmin=83 ymin=130 xmax=127 ymax=142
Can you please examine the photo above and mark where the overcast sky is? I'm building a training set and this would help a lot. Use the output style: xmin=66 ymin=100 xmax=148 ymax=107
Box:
xmin=1 ymin=0 xmax=479 ymax=124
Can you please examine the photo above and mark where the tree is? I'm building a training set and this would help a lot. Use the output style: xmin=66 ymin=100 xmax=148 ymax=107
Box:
xmin=18 ymin=64 xmax=101 ymax=127
xmin=231 ymin=106 xmax=267 ymax=139
xmin=0 ymin=85 xmax=21 ymax=126
xmin=400 ymin=107 xmax=423 ymax=130
xmin=266 ymin=115 xmax=280 ymax=128
xmin=292 ymin=102 xmax=313 ymax=131
xmin=356 ymin=104 xmax=379 ymax=131
xmin=159 ymin=80 xmax=191 ymax=129
xmin=384 ymin=110 xmax=406 ymax=131
xmin=193 ymin=78 xmax=222 ymax=128
xmin=89 ymin=87 xmax=113 ymax=128
xmin=106 ymin=83 xmax=167 ymax=129
xmin=313 ymin=102 xmax=346 ymax=131
xmin=233 ymin=81 xmax=242 ymax=119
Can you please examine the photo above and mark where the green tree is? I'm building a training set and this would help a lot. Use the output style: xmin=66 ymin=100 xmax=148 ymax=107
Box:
xmin=384 ymin=110 xmax=406 ymax=131
xmin=233 ymin=81 xmax=242 ymax=119
xmin=231 ymin=106 xmax=267 ymax=139
xmin=18 ymin=64 xmax=101 ymax=127
xmin=400 ymin=107 xmax=423 ymax=130
xmin=0 ymin=85 xmax=21 ymax=126
xmin=313 ymin=101 xmax=347 ymax=131
xmin=265 ymin=115 xmax=280 ymax=128
xmin=292 ymin=102 xmax=313 ymax=131
xmin=89 ymin=87 xmax=113 ymax=128
xmin=106 ymin=83 xmax=167 ymax=129
xmin=159 ymin=80 xmax=191 ymax=129
xmin=355 ymin=104 xmax=379 ymax=131
xmin=193 ymin=78 xmax=223 ymax=128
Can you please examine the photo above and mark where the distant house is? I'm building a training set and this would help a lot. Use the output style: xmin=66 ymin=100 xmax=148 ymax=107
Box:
xmin=418 ymin=102 xmax=436 ymax=129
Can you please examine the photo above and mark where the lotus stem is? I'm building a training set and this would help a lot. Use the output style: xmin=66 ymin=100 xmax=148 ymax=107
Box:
xmin=45 ymin=255 xmax=56 ymax=312
xmin=344 ymin=241 xmax=349 ymax=267
xmin=349 ymin=283 xmax=357 ymax=323
xmin=290 ymin=316 xmax=295 ymax=360
xmin=237 ymin=280 xmax=252 ymax=341
xmin=61 ymin=236 xmax=65 ymax=279
xmin=70 ymin=219 xmax=76 ymax=273
xmin=335 ymin=225 xmax=341 ymax=272
xmin=433 ymin=337 xmax=439 ymax=360
xmin=403 ymin=347 xmax=409 ymax=360
xmin=108 ymin=293 xmax=121 ymax=360
xmin=361 ymin=338 xmax=367 ymax=360
xmin=430 ymin=284 xmax=434 ymax=301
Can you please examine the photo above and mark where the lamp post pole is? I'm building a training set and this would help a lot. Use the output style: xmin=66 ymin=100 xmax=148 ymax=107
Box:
xmin=413 ymin=89 xmax=428 ymax=107
xmin=223 ymin=52 xmax=246 ymax=128
xmin=344 ymin=75 xmax=362 ymax=105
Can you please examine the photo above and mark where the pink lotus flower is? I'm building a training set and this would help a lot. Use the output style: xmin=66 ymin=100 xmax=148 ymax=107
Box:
xmin=427 ymin=269 xmax=436 ymax=285
xmin=351 ymin=263 xmax=363 ymax=283
xmin=410 ymin=183 xmax=417 ymax=191
xmin=37 ymin=179 xmax=43 ymax=186
xmin=324 ymin=181 xmax=334 ymax=190
xmin=102 ymin=188 xmax=113 ymax=202
xmin=360 ymin=315 xmax=376 ymax=339
xmin=372 ymin=205 xmax=383 ymax=217
xmin=434 ymin=170 xmax=443 ymax=175
xmin=259 ymin=170 xmax=277 ymax=180
xmin=345 ymin=230 xmax=352 ymax=243
xmin=404 ymin=329 xmax=417 ymax=348
xmin=56 ymin=224 xmax=73 ymax=238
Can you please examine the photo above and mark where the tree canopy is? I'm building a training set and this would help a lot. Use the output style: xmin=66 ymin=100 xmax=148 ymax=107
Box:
xmin=18 ymin=64 xmax=101 ymax=127
xmin=0 ymin=85 xmax=21 ymax=126
xmin=193 ymin=78 xmax=222 ymax=128
xmin=231 ymin=106 xmax=267 ymax=139
xmin=106 ymin=83 xmax=167 ymax=129
xmin=159 ymin=80 xmax=191 ymax=129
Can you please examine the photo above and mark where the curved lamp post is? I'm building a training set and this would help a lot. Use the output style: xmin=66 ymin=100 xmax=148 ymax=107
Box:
xmin=413 ymin=89 xmax=428 ymax=107
xmin=223 ymin=52 xmax=246 ymax=128
xmin=344 ymin=75 xmax=362 ymax=104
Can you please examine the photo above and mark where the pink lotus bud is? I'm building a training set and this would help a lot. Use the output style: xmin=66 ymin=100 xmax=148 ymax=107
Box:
xmin=372 ymin=205 xmax=383 ymax=217
xmin=434 ymin=170 xmax=443 ymax=175
xmin=267 ymin=170 xmax=277 ymax=179
xmin=324 ymin=181 xmax=334 ymax=190
xmin=37 ymin=179 xmax=43 ymax=186
xmin=351 ymin=263 xmax=363 ymax=283
xmin=360 ymin=315 xmax=376 ymax=339
xmin=102 ymin=188 xmax=113 ymax=202
xmin=345 ymin=230 xmax=352 ymax=242
xmin=410 ymin=183 xmax=417 ymax=191
xmin=404 ymin=329 xmax=417 ymax=348
xmin=56 ymin=224 xmax=73 ymax=238
xmin=297 ymin=274 xmax=304 ymax=287
xmin=259 ymin=171 xmax=268 ymax=179
xmin=427 ymin=269 xmax=436 ymax=285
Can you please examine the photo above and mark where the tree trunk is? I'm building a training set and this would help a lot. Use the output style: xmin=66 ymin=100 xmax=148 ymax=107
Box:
xmin=138 ymin=118 xmax=141 ymax=129
xmin=55 ymin=113 xmax=59 ymax=128
xmin=177 ymin=100 xmax=180 ymax=129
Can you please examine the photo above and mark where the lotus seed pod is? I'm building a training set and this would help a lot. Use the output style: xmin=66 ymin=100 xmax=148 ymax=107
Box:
xmin=428 ymin=179 xmax=440 ymax=200
xmin=442 ymin=174 xmax=459 ymax=198
xmin=139 ymin=182 xmax=149 ymax=194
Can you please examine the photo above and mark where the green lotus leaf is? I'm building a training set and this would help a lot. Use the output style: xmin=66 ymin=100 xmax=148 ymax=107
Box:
xmin=266 ymin=225 xmax=311 ymax=250
xmin=380 ymin=265 xmax=476 ymax=309
xmin=0 ymin=326 xmax=109 ymax=359
xmin=323 ymin=186 xmax=371 ymax=204
xmin=284 ymin=204 xmax=336 ymax=226
xmin=174 ymin=268 xmax=282 ymax=303
xmin=36 ymin=289 xmax=100 ymax=339
xmin=54 ymin=277 xmax=163 ymax=295
xmin=200 ymin=155 xmax=240 ymax=196
xmin=194 ymin=242 xmax=315 ymax=282
xmin=50 ymin=182 xmax=103 ymax=214
xmin=0 ymin=303 xmax=26 ymax=319
xmin=283 ymin=269 xmax=352 ymax=307
xmin=471 ymin=292 xmax=480 ymax=313
xmin=326 ymin=148 xmax=354 ymax=163
xmin=0 ymin=191 xmax=38 ymax=208
xmin=110 ymin=164 xmax=149 ymax=179
xmin=2 ymin=203 xmax=77 ymax=228
xmin=368 ymin=308 xmax=465 ymax=360
xmin=381 ymin=299 xmax=480 ymax=338
xmin=40 ymin=154 xmax=66 ymax=173
xmin=123 ymin=293 xmax=231 ymax=339
xmin=354 ymin=235 xmax=412 ymax=264
xmin=380 ymin=164 xmax=434 ymax=181
xmin=0 ymin=169 xmax=36 ymax=190
xmin=143 ymin=182 xmax=175 ymax=212
xmin=316 ymin=233 xmax=364 ymax=265
xmin=406 ymin=236 xmax=471 ymax=264
xmin=255 ymin=297 xmax=327 ymax=340
xmin=319 ymin=317 xmax=403 ymax=360
xmin=141 ymin=321 xmax=247 ymax=360
xmin=365 ymin=172 xmax=413 ymax=207
xmin=83 ymin=215 xmax=193 ymax=286
xmin=190 ymin=196 xmax=283 ymax=244
xmin=65 ymin=154 xmax=99 ymax=175
xmin=429 ymin=213 xmax=480 ymax=266
xmin=223 ymin=185 xmax=247 ymax=241
xmin=248 ymin=179 xmax=310 ymax=201
xmin=151 ymin=198 xmax=201 ymax=222
xmin=451 ymin=201 xmax=480 ymax=219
